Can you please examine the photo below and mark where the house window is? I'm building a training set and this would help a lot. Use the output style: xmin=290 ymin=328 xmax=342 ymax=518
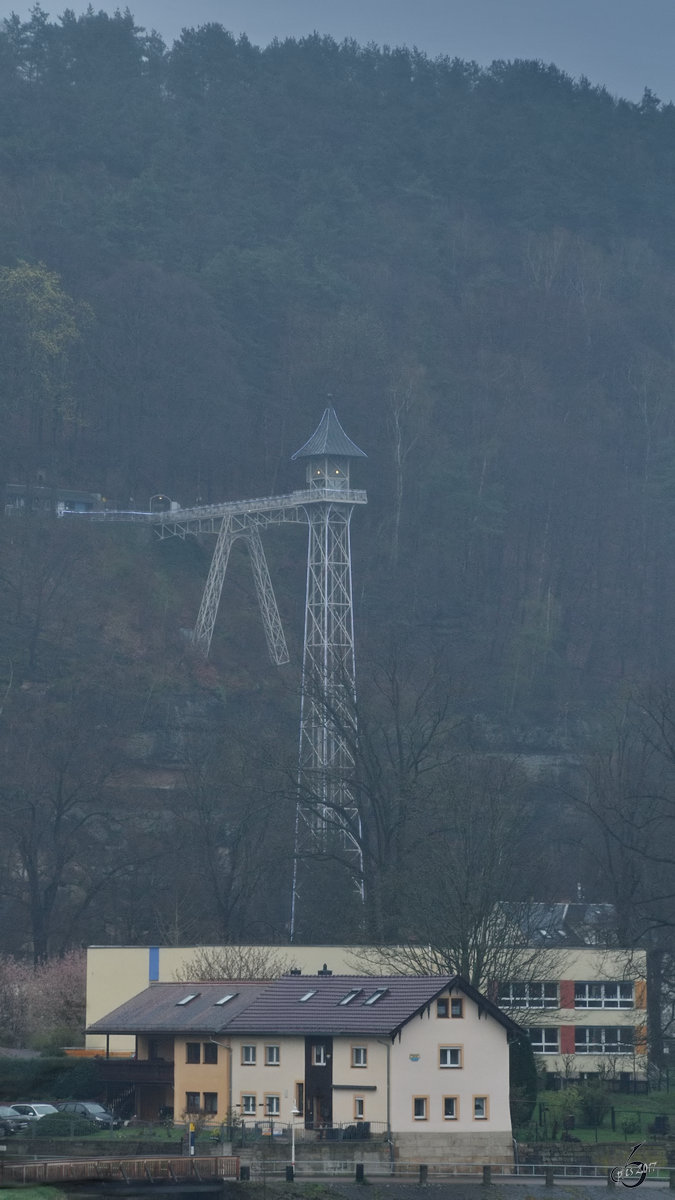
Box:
xmin=186 ymin=1092 xmax=200 ymax=1114
xmin=474 ymin=1096 xmax=489 ymax=1120
xmin=529 ymin=1027 xmax=560 ymax=1054
xmin=355 ymin=1097 xmax=365 ymax=1119
xmin=203 ymin=1093 xmax=218 ymax=1115
xmin=264 ymin=1095 xmax=280 ymax=1116
xmin=451 ymin=998 xmax=463 ymax=1018
xmin=413 ymin=1097 xmax=428 ymax=1121
xmin=241 ymin=1094 xmax=257 ymax=1115
xmin=265 ymin=1045 xmax=280 ymax=1066
xmin=312 ymin=1044 xmax=327 ymax=1066
xmin=203 ymin=1042 xmax=218 ymax=1064
xmin=242 ymin=1044 xmax=256 ymax=1065
xmin=443 ymin=1097 xmax=458 ymax=1120
xmin=352 ymin=1046 xmax=368 ymax=1067
xmin=186 ymin=1042 xmax=201 ymax=1064
xmin=439 ymin=1046 xmax=462 ymax=1068
xmin=574 ymin=982 xmax=633 ymax=1009
xmin=498 ymin=982 xmax=558 ymax=1009
xmin=437 ymin=998 xmax=449 ymax=1018
xmin=575 ymin=1027 xmax=634 ymax=1054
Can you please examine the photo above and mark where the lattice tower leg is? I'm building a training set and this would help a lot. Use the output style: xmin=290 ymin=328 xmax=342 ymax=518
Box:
xmin=192 ymin=515 xmax=234 ymax=656
xmin=246 ymin=523 xmax=290 ymax=665
xmin=290 ymin=502 xmax=364 ymax=938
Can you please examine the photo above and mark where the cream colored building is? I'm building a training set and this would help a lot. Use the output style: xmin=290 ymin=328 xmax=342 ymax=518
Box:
xmin=498 ymin=945 xmax=647 ymax=1083
xmin=88 ymin=972 xmax=520 ymax=1162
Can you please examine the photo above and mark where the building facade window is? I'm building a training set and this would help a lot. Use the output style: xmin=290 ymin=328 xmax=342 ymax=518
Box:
xmin=529 ymin=1027 xmax=560 ymax=1054
xmin=413 ymin=1097 xmax=428 ymax=1121
xmin=574 ymin=1027 xmax=634 ymax=1054
xmin=354 ymin=1097 xmax=365 ymax=1119
xmin=352 ymin=1046 xmax=368 ymax=1067
xmin=439 ymin=1046 xmax=462 ymax=1068
xmin=265 ymin=1044 xmax=280 ymax=1066
xmin=203 ymin=1042 xmax=218 ymax=1065
xmin=241 ymin=1044 xmax=256 ymax=1065
xmin=436 ymin=998 xmax=449 ymax=1018
xmin=186 ymin=1092 xmax=200 ymax=1113
xmin=574 ymin=982 xmax=633 ymax=1009
xmin=474 ymin=1096 xmax=488 ymax=1120
xmin=203 ymin=1093 xmax=218 ymax=1114
xmin=312 ymin=1044 xmax=327 ymax=1066
xmin=241 ymin=1094 xmax=257 ymax=1115
xmin=451 ymin=998 xmax=463 ymax=1018
xmin=186 ymin=1043 xmax=200 ymax=1064
xmin=443 ymin=1096 xmax=458 ymax=1120
xmin=498 ymin=982 xmax=558 ymax=1009
xmin=264 ymin=1095 xmax=280 ymax=1116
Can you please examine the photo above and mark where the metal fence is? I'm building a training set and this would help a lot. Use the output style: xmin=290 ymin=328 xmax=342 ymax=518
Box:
xmin=1 ymin=1154 xmax=239 ymax=1185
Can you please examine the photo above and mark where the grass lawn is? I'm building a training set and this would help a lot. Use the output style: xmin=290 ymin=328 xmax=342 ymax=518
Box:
xmin=0 ymin=1190 xmax=66 ymax=1200
xmin=518 ymin=1086 xmax=675 ymax=1145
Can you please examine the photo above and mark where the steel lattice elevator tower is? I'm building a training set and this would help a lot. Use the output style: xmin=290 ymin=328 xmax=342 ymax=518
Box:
xmin=70 ymin=407 xmax=367 ymax=939
xmin=290 ymin=409 xmax=367 ymax=939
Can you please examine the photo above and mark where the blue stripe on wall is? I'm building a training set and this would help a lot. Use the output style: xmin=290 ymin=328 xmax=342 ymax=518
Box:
xmin=149 ymin=946 xmax=159 ymax=981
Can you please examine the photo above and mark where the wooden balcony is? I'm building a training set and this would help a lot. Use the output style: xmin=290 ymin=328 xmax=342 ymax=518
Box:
xmin=96 ymin=1057 xmax=174 ymax=1085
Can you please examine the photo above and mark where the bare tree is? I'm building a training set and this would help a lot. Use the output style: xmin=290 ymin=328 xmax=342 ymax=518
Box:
xmin=174 ymin=945 xmax=297 ymax=981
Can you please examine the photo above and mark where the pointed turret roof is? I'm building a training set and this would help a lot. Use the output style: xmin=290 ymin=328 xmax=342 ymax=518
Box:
xmin=292 ymin=407 xmax=367 ymax=460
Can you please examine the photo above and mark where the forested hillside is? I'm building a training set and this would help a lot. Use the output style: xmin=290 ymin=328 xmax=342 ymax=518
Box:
xmin=2 ymin=8 xmax=675 ymax=963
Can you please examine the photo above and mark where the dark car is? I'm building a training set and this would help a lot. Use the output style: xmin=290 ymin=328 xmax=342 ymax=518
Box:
xmin=56 ymin=1101 xmax=121 ymax=1129
xmin=0 ymin=1105 xmax=29 ymax=1135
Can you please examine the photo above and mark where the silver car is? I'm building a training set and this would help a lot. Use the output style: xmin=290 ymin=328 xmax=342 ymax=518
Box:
xmin=9 ymin=1103 xmax=59 ymax=1121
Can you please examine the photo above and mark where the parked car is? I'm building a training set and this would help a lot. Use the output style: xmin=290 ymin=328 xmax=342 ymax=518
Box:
xmin=10 ymin=1103 xmax=59 ymax=1121
xmin=56 ymin=1101 xmax=121 ymax=1129
xmin=0 ymin=1106 xmax=29 ymax=1135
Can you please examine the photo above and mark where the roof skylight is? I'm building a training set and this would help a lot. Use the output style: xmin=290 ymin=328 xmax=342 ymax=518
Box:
xmin=214 ymin=993 xmax=237 ymax=1006
xmin=338 ymin=989 xmax=361 ymax=1006
xmin=364 ymin=988 xmax=388 ymax=1005
xmin=176 ymin=993 xmax=199 ymax=1006
xmin=299 ymin=990 xmax=317 ymax=1002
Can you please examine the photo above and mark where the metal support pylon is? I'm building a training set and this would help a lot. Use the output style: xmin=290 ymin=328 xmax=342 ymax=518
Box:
xmin=289 ymin=409 xmax=367 ymax=939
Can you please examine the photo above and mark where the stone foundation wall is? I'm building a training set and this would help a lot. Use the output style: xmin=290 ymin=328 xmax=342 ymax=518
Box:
xmin=394 ymin=1130 xmax=514 ymax=1165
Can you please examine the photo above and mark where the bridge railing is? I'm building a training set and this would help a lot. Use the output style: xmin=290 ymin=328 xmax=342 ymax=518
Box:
xmin=1 ymin=1154 xmax=239 ymax=1185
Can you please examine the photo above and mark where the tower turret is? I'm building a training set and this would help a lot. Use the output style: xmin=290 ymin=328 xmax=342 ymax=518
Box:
xmin=292 ymin=406 xmax=367 ymax=493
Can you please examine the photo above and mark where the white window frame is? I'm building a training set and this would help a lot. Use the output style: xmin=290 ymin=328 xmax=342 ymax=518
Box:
xmin=241 ymin=1044 xmax=257 ymax=1065
xmin=529 ymin=1027 xmax=560 ymax=1054
xmin=439 ymin=1045 xmax=462 ymax=1068
xmin=443 ymin=1096 xmax=458 ymax=1120
xmin=413 ymin=1096 xmax=428 ymax=1121
xmin=574 ymin=982 xmax=633 ymax=1009
xmin=498 ymin=981 xmax=558 ymax=1009
xmin=264 ymin=1094 xmax=280 ymax=1116
xmin=241 ymin=1094 xmax=257 ymax=1115
xmin=351 ymin=1045 xmax=368 ymax=1067
xmin=265 ymin=1044 xmax=280 ymax=1066
xmin=574 ymin=1026 xmax=634 ymax=1054
xmin=312 ymin=1043 xmax=327 ymax=1066
xmin=474 ymin=1096 xmax=488 ymax=1120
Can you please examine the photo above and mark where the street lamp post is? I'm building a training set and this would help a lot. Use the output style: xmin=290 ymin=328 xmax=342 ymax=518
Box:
xmin=290 ymin=1106 xmax=301 ymax=1179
